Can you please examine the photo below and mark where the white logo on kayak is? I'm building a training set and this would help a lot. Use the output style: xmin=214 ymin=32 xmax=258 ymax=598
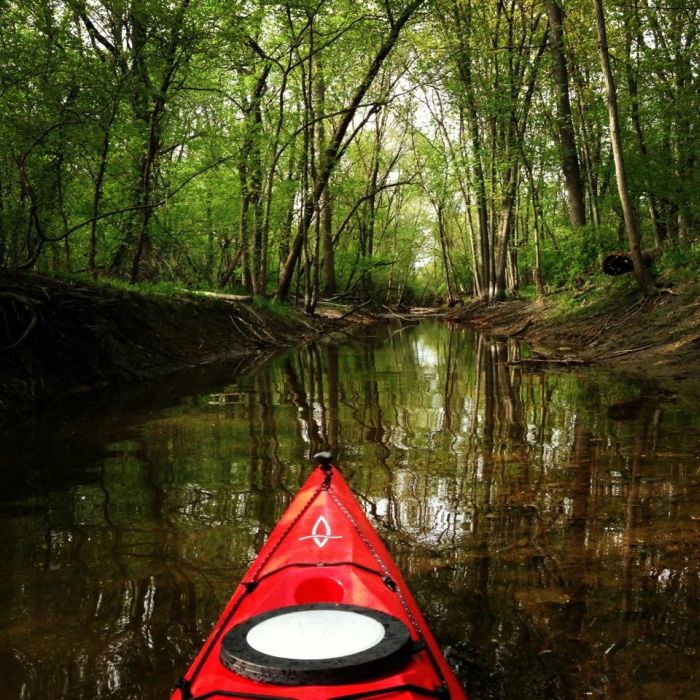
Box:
xmin=299 ymin=516 xmax=342 ymax=548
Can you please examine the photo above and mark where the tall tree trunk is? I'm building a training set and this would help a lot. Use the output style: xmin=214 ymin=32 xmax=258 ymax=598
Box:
xmin=314 ymin=58 xmax=336 ymax=296
xmin=218 ymin=244 xmax=245 ymax=289
xmin=523 ymin=156 xmax=546 ymax=296
xmin=493 ymin=164 xmax=517 ymax=301
xmin=129 ymin=0 xmax=191 ymax=283
xmin=301 ymin=22 xmax=317 ymax=314
xmin=450 ymin=0 xmax=500 ymax=300
xmin=594 ymin=0 xmax=655 ymax=294
xmin=89 ymin=104 xmax=116 ymax=278
xmin=623 ymin=9 xmax=666 ymax=246
xmin=238 ymin=168 xmax=253 ymax=290
xmin=274 ymin=0 xmax=423 ymax=301
xmin=456 ymin=73 xmax=490 ymax=299
xmin=251 ymin=70 xmax=269 ymax=296
xmin=361 ymin=110 xmax=384 ymax=298
xmin=457 ymin=112 xmax=483 ymax=297
xmin=279 ymin=149 xmax=297 ymax=268
xmin=569 ymin=54 xmax=602 ymax=227
xmin=129 ymin=126 xmax=158 ymax=283
xmin=493 ymin=22 xmax=548 ymax=301
xmin=437 ymin=203 xmax=456 ymax=303
xmin=547 ymin=0 xmax=587 ymax=227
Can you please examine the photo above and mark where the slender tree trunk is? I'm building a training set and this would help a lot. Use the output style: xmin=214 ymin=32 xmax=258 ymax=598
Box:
xmin=547 ymin=0 xmax=586 ymax=227
xmin=218 ymin=244 xmax=245 ymax=288
xmin=302 ymin=23 xmax=317 ymax=314
xmin=314 ymin=57 xmax=336 ymax=296
xmin=279 ymin=150 xmax=297 ymax=267
xmin=594 ymin=0 xmax=655 ymax=294
xmin=238 ymin=165 xmax=253 ymax=291
xmin=523 ymin=157 xmax=546 ymax=296
xmin=250 ymin=70 xmax=269 ymax=296
xmin=456 ymin=70 xmax=490 ymax=299
xmin=494 ymin=23 xmax=548 ymax=301
xmin=129 ymin=0 xmax=191 ymax=283
xmin=361 ymin=110 xmax=383 ymax=297
xmin=89 ymin=103 xmax=117 ymax=277
xmin=493 ymin=164 xmax=517 ymax=301
xmin=457 ymin=113 xmax=482 ymax=297
xmin=274 ymin=0 xmax=423 ymax=301
xmin=623 ymin=13 xmax=666 ymax=246
xmin=437 ymin=203 xmax=455 ymax=303
xmin=0 ymin=172 xmax=5 ymax=267
xmin=129 ymin=139 xmax=157 ymax=282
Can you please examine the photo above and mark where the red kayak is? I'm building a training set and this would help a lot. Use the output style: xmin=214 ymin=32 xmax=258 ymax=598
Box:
xmin=172 ymin=453 xmax=467 ymax=700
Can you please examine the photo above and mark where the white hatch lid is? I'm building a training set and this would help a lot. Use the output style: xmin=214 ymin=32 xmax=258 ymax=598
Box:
xmin=219 ymin=603 xmax=413 ymax=685
xmin=246 ymin=608 xmax=386 ymax=660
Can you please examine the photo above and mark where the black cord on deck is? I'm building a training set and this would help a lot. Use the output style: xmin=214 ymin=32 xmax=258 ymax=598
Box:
xmin=175 ymin=676 xmax=193 ymax=699
xmin=314 ymin=450 xmax=334 ymax=488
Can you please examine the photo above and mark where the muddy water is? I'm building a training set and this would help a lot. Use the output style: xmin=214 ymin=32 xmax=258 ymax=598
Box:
xmin=0 ymin=321 xmax=698 ymax=700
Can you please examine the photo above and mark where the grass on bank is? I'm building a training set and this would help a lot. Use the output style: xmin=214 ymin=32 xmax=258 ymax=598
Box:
xmin=50 ymin=272 xmax=306 ymax=326
xmin=49 ymin=237 xmax=700 ymax=322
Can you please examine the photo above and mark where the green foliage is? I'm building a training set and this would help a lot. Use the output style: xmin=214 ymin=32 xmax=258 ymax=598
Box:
xmin=72 ymin=275 xmax=187 ymax=298
xmin=252 ymin=296 xmax=299 ymax=322
xmin=0 ymin=0 xmax=698 ymax=306
xmin=540 ymin=224 xmax=619 ymax=289
xmin=657 ymin=244 xmax=700 ymax=287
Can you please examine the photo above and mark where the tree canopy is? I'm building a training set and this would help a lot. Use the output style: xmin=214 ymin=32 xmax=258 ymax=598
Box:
xmin=1 ymin=0 xmax=698 ymax=305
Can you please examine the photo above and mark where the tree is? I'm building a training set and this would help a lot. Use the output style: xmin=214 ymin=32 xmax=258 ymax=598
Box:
xmin=547 ymin=0 xmax=586 ymax=228
xmin=274 ymin=0 xmax=424 ymax=306
xmin=1 ymin=0 xmax=697 ymax=304
xmin=594 ymin=0 xmax=655 ymax=294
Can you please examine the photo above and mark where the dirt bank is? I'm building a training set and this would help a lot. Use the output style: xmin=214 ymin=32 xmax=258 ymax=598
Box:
xmin=447 ymin=282 xmax=700 ymax=393
xmin=0 ymin=273 xmax=354 ymax=411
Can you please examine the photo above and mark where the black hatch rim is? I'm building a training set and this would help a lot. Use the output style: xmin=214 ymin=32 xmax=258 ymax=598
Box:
xmin=219 ymin=603 xmax=413 ymax=686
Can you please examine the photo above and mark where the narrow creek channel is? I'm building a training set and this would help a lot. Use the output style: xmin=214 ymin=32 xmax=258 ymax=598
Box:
xmin=1 ymin=320 xmax=698 ymax=699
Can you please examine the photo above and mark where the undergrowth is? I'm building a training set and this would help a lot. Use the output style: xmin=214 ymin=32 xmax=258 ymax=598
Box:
xmin=252 ymin=296 xmax=300 ymax=322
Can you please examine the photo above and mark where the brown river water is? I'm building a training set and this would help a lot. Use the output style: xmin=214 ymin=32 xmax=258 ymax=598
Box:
xmin=0 ymin=321 xmax=698 ymax=699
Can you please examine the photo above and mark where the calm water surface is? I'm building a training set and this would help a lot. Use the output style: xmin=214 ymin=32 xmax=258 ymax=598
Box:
xmin=1 ymin=321 xmax=698 ymax=699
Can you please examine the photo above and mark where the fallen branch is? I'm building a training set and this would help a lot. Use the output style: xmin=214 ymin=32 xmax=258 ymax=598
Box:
xmin=381 ymin=304 xmax=414 ymax=321
xmin=597 ymin=343 xmax=658 ymax=359
xmin=508 ymin=319 xmax=533 ymax=337
xmin=190 ymin=290 xmax=253 ymax=303
xmin=337 ymin=300 xmax=373 ymax=321
xmin=508 ymin=352 xmax=587 ymax=367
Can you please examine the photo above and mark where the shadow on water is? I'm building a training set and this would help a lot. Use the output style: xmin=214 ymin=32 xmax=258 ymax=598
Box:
xmin=0 ymin=321 xmax=698 ymax=699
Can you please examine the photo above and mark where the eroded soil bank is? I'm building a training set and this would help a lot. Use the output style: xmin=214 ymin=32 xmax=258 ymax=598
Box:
xmin=0 ymin=273 xmax=350 ymax=411
xmin=5 ymin=272 xmax=699 ymax=412
xmin=448 ymin=283 xmax=700 ymax=393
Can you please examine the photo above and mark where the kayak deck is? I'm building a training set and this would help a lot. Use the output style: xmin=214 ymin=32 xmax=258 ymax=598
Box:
xmin=172 ymin=457 xmax=467 ymax=700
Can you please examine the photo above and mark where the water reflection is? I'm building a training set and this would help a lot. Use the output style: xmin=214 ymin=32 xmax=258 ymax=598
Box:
xmin=0 ymin=321 xmax=698 ymax=699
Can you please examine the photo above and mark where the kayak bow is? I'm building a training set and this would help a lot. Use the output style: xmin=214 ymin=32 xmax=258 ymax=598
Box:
xmin=172 ymin=453 xmax=467 ymax=700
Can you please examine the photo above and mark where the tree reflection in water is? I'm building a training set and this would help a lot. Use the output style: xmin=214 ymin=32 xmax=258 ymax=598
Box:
xmin=0 ymin=321 xmax=698 ymax=699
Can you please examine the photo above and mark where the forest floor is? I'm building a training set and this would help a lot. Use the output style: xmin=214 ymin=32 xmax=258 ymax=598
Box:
xmin=447 ymin=278 xmax=700 ymax=394
xmin=0 ymin=272 xmax=367 ymax=412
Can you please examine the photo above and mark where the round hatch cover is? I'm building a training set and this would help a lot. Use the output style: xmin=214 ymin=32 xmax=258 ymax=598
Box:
xmin=220 ymin=603 xmax=413 ymax=685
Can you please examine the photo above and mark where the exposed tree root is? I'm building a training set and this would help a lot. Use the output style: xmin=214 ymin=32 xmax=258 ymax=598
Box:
xmin=0 ymin=272 xmax=363 ymax=411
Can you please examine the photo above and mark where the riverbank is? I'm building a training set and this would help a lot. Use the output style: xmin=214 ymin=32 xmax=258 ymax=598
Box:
xmin=447 ymin=278 xmax=700 ymax=392
xmin=5 ymin=271 xmax=699 ymax=412
xmin=0 ymin=273 xmax=356 ymax=412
